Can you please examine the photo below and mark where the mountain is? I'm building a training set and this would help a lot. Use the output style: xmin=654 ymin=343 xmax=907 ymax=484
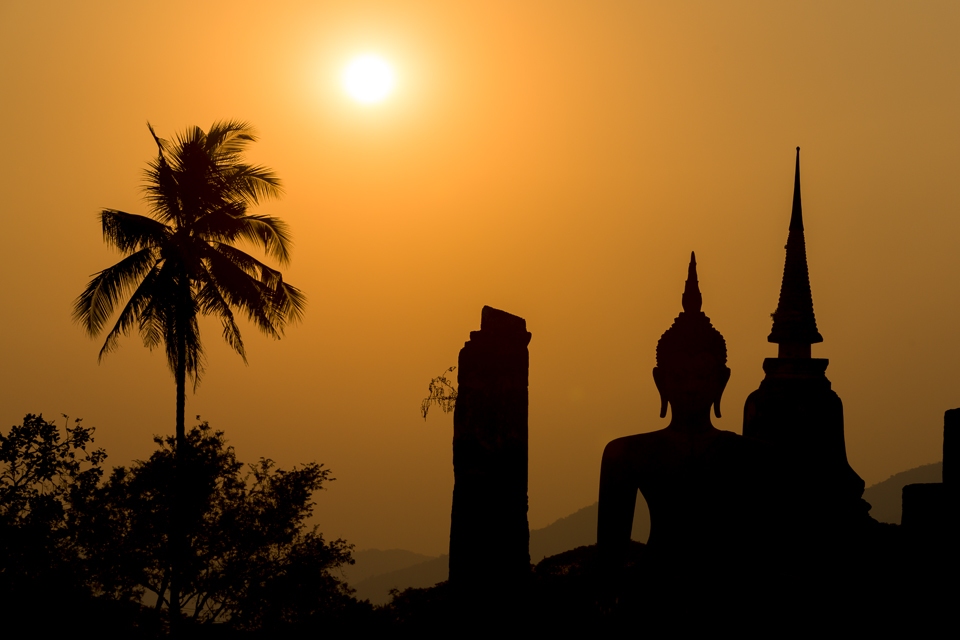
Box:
xmin=530 ymin=493 xmax=650 ymax=562
xmin=344 ymin=548 xmax=434 ymax=585
xmin=352 ymin=555 xmax=449 ymax=604
xmin=525 ymin=463 xmax=946 ymax=555
xmin=347 ymin=463 xmax=942 ymax=604
xmin=347 ymin=494 xmax=651 ymax=604
xmin=864 ymin=462 xmax=942 ymax=524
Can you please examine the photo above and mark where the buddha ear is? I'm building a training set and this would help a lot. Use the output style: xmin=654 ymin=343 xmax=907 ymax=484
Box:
xmin=713 ymin=366 xmax=731 ymax=418
xmin=653 ymin=367 xmax=668 ymax=418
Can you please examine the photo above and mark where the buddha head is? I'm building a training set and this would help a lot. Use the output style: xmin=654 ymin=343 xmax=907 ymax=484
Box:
xmin=653 ymin=253 xmax=730 ymax=419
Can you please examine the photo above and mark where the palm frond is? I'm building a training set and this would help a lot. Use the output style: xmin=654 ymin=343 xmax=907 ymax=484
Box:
xmin=272 ymin=281 xmax=307 ymax=326
xmin=205 ymin=121 xmax=282 ymax=205
xmin=73 ymin=248 xmax=161 ymax=335
xmin=172 ymin=126 xmax=207 ymax=163
xmin=219 ymin=312 xmax=247 ymax=364
xmin=143 ymin=123 xmax=182 ymax=224
xmin=203 ymin=242 xmax=269 ymax=279
xmin=210 ymin=260 xmax=282 ymax=338
xmin=188 ymin=203 xmax=249 ymax=244
xmin=135 ymin=263 xmax=179 ymax=353
xmin=205 ymin=120 xmax=256 ymax=159
xmin=151 ymin=282 xmax=204 ymax=387
xmin=97 ymin=263 xmax=162 ymax=361
xmin=161 ymin=319 xmax=205 ymax=390
xmin=231 ymin=215 xmax=292 ymax=264
xmin=146 ymin=122 xmax=168 ymax=155
xmin=137 ymin=299 xmax=168 ymax=352
xmin=203 ymin=243 xmax=303 ymax=324
xmin=201 ymin=247 xmax=283 ymax=338
xmin=205 ymin=222 xmax=291 ymax=273
xmin=142 ymin=164 xmax=182 ymax=224
xmin=221 ymin=164 xmax=283 ymax=205
xmin=195 ymin=277 xmax=247 ymax=364
xmin=184 ymin=314 xmax=204 ymax=390
xmin=100 ymin=209 xmax=170 ymax=252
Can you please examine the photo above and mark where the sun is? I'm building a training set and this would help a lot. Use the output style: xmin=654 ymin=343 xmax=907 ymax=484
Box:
xmin=342 ymin=55 xmax=396 ymax=105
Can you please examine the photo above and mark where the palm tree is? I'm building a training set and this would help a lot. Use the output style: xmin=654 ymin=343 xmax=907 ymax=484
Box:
xmin=73 ymin=120 xmax=305 ymax=621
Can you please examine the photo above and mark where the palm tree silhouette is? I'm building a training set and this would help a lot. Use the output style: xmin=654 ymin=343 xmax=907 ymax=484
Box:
xmin=73 ymin=121 xmax=305 ymax=621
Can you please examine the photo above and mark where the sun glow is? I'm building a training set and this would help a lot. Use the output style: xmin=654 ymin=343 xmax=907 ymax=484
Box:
xmin=342 ymin=55 xmax=396 ymax=104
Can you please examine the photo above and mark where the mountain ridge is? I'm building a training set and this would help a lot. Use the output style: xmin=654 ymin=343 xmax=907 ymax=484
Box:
xmin=347 ymin=462 xmax=940 ymax=604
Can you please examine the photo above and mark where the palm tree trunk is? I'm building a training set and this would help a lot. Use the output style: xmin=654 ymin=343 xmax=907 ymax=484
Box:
xmin=170 ymin=329 xmax=187 ymax=629
xmin=176 ymin=347 xmax=186 ymax=444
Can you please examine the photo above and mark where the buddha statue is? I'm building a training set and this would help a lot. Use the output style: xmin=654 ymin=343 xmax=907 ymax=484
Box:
xmin=597 ymin=253 xmax=778 ymax=596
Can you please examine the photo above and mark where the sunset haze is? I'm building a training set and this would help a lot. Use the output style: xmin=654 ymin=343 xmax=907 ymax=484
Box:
xmin=2 ymin=1 xmax=959 ymax=556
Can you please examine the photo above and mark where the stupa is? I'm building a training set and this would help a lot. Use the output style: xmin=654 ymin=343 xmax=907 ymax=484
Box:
xmin=742 ymin=148 xmax=867 ymax=526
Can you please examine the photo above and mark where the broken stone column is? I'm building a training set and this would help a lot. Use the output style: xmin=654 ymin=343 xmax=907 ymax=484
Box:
xmin=902 ymin=408 xmax=958 ymax=534
xmin=449 ymin=306 xmax=531 ymax=588
xmin=900 ymin=409 xmax=959 ymax=587
xmin=944 ymin=408 xmax=957 ymax=486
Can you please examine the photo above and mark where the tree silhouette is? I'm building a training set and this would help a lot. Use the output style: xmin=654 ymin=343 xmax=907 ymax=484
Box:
xmin=0 ymin=416 xmax=364 ymax=633
xmin=74 ymin=423 xmax=358 ymax=630
xmin=72 ymin=121 xmax=305 ymax=622
xmin=420 ymin=366 xmax=457 ymax=420
xmin=0 ymin=414 xmax=105 ymax=596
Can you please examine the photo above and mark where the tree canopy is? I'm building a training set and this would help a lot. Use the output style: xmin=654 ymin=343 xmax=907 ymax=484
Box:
xmin=0 ymin=415 xmax=363 ymax=633
xmin=72 ymin=121 xmax=307 ymax=620
xmin=73 ymin=121 xmax=305 ymax=392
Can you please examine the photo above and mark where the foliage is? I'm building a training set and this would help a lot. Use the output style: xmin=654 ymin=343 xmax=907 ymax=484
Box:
xmin=0 ymin=413 xmax=105 ymax=589
xmin=420 ymin=366 xmax=457 ymax=420
xmin=72 ymin=120 xmax=307 ymax=619
xmin=72 ymin=121 xmax=305 ymax=390
xmin=0 ymin=415 xmax=360 ymax=632
xmin=75 ymin=422 xmax=357 ymax=629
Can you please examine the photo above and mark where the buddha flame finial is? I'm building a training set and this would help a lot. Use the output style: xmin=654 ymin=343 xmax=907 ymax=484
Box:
xmin=681 ymin=251 xmax=702 ymax=314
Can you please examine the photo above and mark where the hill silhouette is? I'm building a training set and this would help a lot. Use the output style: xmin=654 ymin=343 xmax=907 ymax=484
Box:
xmin=349 ymin=462 xmax=943 ymax=603
xmin=345 ymin=548 xmax=434 ymax=585
xmin=353 ymin=555 xmax=449 ymax=604
xmin=349 ymin=494 xmax=650 ymax=604
xmin=863 ymin=462 xmax=941 ymax=524
xmin=530 ymin=493 xmax=650 ymax=562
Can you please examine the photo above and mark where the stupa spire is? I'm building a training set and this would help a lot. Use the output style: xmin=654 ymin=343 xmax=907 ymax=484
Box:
xmin=768 ymin=147 xmax=823 ymax=356
xmin=681 ymin=251 xmax=702 ymax=314
xmin=790 ymin=146 xmax=804 ymax=232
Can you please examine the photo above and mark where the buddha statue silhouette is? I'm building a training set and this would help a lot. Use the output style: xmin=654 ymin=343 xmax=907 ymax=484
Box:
xmin=598 ymin=253 xmax=778 ymax=597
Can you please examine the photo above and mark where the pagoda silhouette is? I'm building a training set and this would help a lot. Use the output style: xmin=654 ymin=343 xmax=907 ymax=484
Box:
xmin=743 ymin=148 xmax=870 ymax=534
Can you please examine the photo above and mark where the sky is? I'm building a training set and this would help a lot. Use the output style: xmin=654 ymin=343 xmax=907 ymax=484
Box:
xmin=2 ymin=1 xmax=959 ymax=556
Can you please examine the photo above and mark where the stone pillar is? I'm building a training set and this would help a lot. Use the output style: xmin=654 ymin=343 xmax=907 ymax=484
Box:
xmin=901 ymin=408 xmax=958 ymax=534
xmin=899 ymin=410 xmax=959 ymax=612
xmin=449 ymin=306 xmax=531 ymax=588
xmin=944 ymin=408 xmax=958 ymax=486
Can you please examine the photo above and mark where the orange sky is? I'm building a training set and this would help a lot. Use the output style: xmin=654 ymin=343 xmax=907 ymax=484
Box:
xmin=2 ymin=1 xmax=959 ymax=555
